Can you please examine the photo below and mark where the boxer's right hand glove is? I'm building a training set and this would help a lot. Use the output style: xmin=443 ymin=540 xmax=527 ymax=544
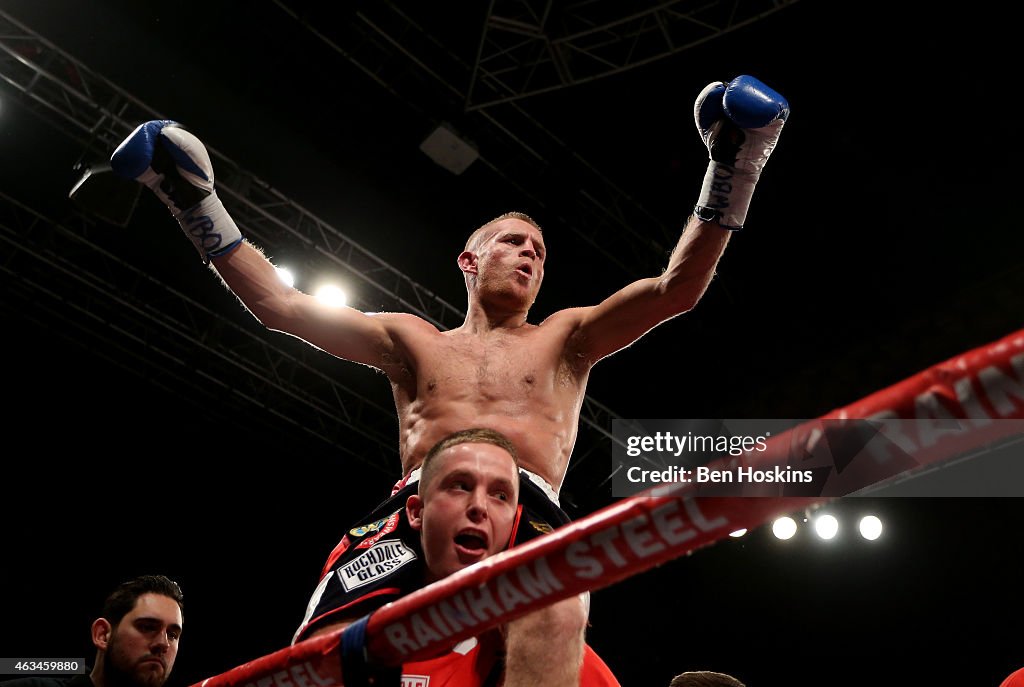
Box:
xmin=693 ymin=75 xmax=789 ymax=229
xmin=111 ymin=120 xmax=243 ymax=261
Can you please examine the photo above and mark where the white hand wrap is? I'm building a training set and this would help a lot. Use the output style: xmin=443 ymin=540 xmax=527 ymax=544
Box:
xmin=112 ymin=121 xmax=243 ymax=261
xmin=694 ymin=76 xmax=789 ymax=229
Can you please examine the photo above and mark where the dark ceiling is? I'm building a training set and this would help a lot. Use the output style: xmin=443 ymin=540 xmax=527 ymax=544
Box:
xmin=0 ymin=2 xmax=1021 ymax=686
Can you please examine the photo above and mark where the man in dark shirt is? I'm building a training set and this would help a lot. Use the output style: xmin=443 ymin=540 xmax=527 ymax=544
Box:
xmin=1 ymin=575 xmax=184 ymax=687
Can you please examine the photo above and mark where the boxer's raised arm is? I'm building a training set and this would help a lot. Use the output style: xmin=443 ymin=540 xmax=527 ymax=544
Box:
xmin=569 ymin=75 xmax=789 ymax=365
xmin=111 ymin=120 xmax=415 ymax=369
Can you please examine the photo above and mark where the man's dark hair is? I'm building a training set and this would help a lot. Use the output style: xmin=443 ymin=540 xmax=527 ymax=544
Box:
xmin=101 ymin=575 xmax=184 ymax=626
xmin=669 ymin=671 xmax=745 ymax=687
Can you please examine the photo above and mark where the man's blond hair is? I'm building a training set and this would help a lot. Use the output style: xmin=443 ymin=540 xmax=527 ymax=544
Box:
xmin=463 ymin=211 xmax=543 ymax=253
xmin=419 ymin=428 xmax=520 ymax=496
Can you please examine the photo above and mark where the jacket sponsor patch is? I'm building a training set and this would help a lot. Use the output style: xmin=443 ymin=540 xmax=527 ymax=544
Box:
xmin=530 ymin=520 xmax=553 ymax=534
xmin=356 ymin=512 xmax=401 ymax=549
xmin=401 ymin=676 xmax=429 ymax=687
xmin=338 ymin=539 xmax=417 ymax=592
xmin=350 ymin=516 xmax=390 ymax=537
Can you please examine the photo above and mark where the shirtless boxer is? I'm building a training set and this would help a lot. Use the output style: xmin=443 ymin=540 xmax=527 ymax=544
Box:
xmin=110 ymin=74 xmax=789 ymax=687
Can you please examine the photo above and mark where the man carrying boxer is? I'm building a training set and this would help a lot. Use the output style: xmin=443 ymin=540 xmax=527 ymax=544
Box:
xmin=310 ymin=427 xmax=619 ymax=685
xmin=111 ymin=74 xmax=789 ymax=687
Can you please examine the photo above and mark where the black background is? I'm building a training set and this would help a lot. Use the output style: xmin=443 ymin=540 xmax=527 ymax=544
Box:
xmin=0 ymin=2 xmax=1021 ymax=686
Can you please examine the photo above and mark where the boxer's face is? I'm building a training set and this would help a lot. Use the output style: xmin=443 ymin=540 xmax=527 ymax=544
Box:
xmin=459 ymin=218 xmax=546 ymax=309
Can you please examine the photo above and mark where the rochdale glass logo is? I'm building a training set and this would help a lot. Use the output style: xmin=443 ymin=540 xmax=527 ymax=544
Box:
xmin=338 ymin=540 xmax=417 ymax=592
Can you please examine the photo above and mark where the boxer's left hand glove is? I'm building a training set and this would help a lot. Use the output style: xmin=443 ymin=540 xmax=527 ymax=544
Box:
xmin=694 ymin=75 xmax=789 ymax=229
xmin=111 ymin=120 xmax=243 ymax=261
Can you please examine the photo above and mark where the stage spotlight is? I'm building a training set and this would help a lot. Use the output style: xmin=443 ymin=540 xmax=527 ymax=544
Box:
xmin=275 ymin=267 xmax=295 ymax=287
xmin=859 ymin=515 xmax=883 ymax=540
xmin=728 ymin=529 xmax=747 ymax=538
xmin=813 ymin=513 xmax=839 ymax=540
xmin=314 ymin=285 xmax=348 ymax=307
xmin=772 ymin=516 xmax=797 ymax=540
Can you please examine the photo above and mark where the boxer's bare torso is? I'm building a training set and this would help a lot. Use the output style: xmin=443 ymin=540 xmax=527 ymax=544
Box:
xmin=383 ymin=309 xmax=591 ymax=491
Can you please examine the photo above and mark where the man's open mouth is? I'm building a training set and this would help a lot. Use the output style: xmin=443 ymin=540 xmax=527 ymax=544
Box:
xmin=454 ymin=530 xmax=488 ymax=553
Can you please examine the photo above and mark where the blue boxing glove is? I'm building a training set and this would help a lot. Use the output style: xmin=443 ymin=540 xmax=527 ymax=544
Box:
xmin=694 ymin=75 xmax=789 ymax=229
xmin=111 ymin=120 xmax=243 ymax=261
